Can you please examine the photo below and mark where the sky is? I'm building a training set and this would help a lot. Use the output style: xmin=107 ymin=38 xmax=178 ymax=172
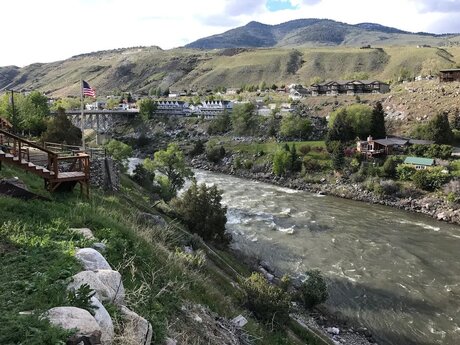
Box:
xmin=1 ymin=0 xmax=460 ymax=67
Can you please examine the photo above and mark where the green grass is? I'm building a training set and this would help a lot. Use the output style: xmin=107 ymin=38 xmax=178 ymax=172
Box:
xmin=0 ymin=165 xmax=317 ymax=344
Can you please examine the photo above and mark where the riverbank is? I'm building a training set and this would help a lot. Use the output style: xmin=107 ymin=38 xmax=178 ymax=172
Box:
xmin=190 ymin=157 xmax=460 ymax=226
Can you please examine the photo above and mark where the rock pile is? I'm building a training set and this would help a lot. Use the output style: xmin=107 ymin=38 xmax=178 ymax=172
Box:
xmin=43 ymin=228 xmax=153 ymax=345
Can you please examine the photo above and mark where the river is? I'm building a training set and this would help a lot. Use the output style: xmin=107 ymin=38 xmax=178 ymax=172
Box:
xmin=193 ymin=169 xmax=460 ymax=345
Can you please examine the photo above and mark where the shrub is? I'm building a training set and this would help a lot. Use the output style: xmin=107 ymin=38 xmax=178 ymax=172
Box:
xmin=376 ymin=179 xmax=401 ymax=196
xmin=272 ymin=149 xmax=289 ymax=176
xmin=397 ymin=165 xmax=416 ymax=181
xmin=243 ymin=159 xmax=253 ymax=170
xmin=206 ymin=144 xmax=226 ymax=163
xmin=174 ymin=248 xmax=206 ymax=270
xmin=302 ymin=156 xmax=321 ymax=173
xmin=298 ymin=270 xmax=328 ymax=309
xmin=381 ymin=156 xmax=401 ymax=178
xmin=299 ymin=145 xmax=311 ymax=156
xmin=172 ymin=180 xmax=229 ymax=244
xmin=240 ymin=273 xmax=291 ymax=327
xmin=189 ymin=140 xmax=205 ymax=157
xmin=105 ymin=139 xmax=133 ymax=168
xmin=412 ymin=168 xmax=451 ymax=191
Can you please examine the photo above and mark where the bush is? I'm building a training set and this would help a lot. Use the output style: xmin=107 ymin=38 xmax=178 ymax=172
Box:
xmin=380 ymin=156 xmax=401 ymax=178
xmin=412 ymin=168 xmax=451 ymax=191
xmin=105 ymin=139 xmax=133 ymax=166
xmin=243 ymin=159 xmax=253 ymax=170
xmin=272 ymin=149 xmax=289 ymax=176
xmin=240 ymin=273 xmax=291 ymax=327
xmin=376 ymin=179 xmax=401 ymax=196
xmin=397 ymin=165 xmax=416 ymax=181
xmin=299 ymin=145 xmax=311 ymax=156
xmin=298 ymin=270 xmax=328 ymax=309
xmin=206 ymin=144 xmax=226 ymax=163
xmin=172 ymin=180 xmax=229 ymax=244
xmin=302 ymin=156 xmax=321 ymax=173
xmin=189 ymin=140 xmax=205 ymax=157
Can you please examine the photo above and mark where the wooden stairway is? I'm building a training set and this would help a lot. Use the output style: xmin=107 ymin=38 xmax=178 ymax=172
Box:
xmin=0 ymin=129 xmax=90 ymax=196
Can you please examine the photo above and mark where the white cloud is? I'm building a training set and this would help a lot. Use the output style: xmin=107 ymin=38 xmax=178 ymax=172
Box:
xmin=0 ymin=0 xmax=458 ymax=67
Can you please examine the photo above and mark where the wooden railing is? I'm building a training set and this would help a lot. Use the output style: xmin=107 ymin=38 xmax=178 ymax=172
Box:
xmin=0 ymin=129 xmax=90 ymax=181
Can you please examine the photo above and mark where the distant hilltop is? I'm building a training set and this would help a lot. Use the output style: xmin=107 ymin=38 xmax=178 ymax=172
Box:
xmin=185 ymin=18 xmax=460 ymax=49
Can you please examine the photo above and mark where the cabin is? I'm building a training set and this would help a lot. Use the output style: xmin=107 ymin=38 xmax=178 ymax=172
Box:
xmin=357 ymin=136 xmax=434 ymax=158
xmin=439 ymin=69 xmax=460 ymax=82
xmin=403 ymin=157 xmax=435 ymax=170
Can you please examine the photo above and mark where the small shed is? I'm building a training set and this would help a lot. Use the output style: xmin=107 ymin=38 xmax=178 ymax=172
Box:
xmin=439 ymin=69 xmax=460 ymax=82
xmin=404 ymin=157 xmax=435 ymax=170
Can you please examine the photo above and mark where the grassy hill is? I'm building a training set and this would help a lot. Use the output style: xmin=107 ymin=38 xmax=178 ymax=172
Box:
xmin=1 ymin=45 xmax=460 ymax=98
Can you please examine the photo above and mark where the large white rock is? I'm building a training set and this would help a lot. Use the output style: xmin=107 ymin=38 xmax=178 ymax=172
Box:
xmin=91 ymin=297 xmax=114 ymax=345
xmin=70 ymin=228 xmax=96 ymax=240
xmin=119 ymin=305 xmax=153 ymax=345
xmin=76 ymin=248 xmax=111 ymax=271
xmin=68 ymin=270 xmax=125 ymax=305
xmin=68 ymin=271 xmax=112 ymax=303
xmin=95 ymin=269 xmax=125 ymax=305
xmin=45 ymin=306 xmax=101 ymax=339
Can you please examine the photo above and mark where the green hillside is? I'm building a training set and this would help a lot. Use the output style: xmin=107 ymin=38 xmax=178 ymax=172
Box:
xmin=1 ymin=45 xmax=460 ymax=97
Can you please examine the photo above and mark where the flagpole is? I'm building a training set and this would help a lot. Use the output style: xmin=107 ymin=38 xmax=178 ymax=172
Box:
xmin=80 ymin=79 xmax=85 ymax=151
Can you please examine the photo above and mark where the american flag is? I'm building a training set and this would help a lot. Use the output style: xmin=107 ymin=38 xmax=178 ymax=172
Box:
xmin=82 ymin=80 xmax=96 ymax=97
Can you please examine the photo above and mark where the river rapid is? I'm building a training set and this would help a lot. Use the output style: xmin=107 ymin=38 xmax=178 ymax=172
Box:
xmin=193 ymin=169 xmax=460 ymax=345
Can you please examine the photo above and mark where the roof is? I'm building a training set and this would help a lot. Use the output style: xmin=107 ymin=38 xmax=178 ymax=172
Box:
xmin=408 ymin=139 xmax=435 ymax=145
xmin=404 ymin=157 xmax=435 ymax=166
xmin=439 ymin=69 xmax=460 ymax=72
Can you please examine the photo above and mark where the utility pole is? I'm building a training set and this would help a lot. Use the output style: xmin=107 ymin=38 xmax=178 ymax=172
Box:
xmin=7 ymin=89 xmax=17 ymax=134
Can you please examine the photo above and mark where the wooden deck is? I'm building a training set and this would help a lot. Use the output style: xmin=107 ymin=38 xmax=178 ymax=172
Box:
xmin=0 ymin=129 xmax=90 ymax=196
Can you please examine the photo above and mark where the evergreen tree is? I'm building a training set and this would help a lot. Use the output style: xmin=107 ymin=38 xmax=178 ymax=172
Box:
xmin=288 ymin=144 xmax=301 ymax=173
xmin=370 ymin=101 xmax=386 ymax=138
xmin=453 ymin=108 xmax=460 ymax=130
xmin=326 ymin=109 xmax=355 ymax=152
xmin=42 ymin=107 xmax=81 ymax=145
xmin=332 ymin=145 xmax=345 ymax=171
xmin=427 ymin=112 xmax=454 ymax=144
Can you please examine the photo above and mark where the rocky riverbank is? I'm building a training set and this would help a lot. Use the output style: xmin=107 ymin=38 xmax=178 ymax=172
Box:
xmin=190 ymin=157 xmax=460 ymax=226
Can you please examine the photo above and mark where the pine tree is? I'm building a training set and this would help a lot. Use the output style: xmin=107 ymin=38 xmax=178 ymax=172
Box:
xmin=332 ymin=145 xmax=345 ymax=171
xmin=427 ymin=112 xmax=454 ymax=144
xmin=370 ymin=101 xmax=386 ymax=138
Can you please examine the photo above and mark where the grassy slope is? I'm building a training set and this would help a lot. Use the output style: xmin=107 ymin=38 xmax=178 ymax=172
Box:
xmin=0 ymin=164 xmax=320 ymax=345
xmin=3 ymin=45 xmax=460 ymax=97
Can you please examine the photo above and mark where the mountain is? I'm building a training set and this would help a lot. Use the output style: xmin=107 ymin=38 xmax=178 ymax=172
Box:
xmin=185 ymin=19 xmax=458 ymax=49
xmin=1 ymin=19 xmax=460 ymax=97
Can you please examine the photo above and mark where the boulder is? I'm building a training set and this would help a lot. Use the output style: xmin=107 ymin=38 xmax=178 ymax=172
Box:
xmin=76 ymin=248 xmax=111 ymax=271
xmin=45 ymin=307 xmax=101 ymax=343
xmin=119 ymin=305 xmax=153 ymax=345
xmin=71 ymin=228 xmax=96 ymax=240
xmin=137 ymin=212 xmax=167 ymax=227
xmin=68 ymin=271 xmax=112 ymax=303
xmin=91 ymin=297 xmax=114 ymax=345
xmin=95 ymin=270 xmax=125 ymax=305
xmin=68 ymin=270 xmax=124 ymax=305
xmin=92 ymin=242 xmax=107 ymax=253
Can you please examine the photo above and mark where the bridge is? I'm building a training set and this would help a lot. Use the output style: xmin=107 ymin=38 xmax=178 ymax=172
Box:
xmin=51 ymin=110 xmax=139 ymax=144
